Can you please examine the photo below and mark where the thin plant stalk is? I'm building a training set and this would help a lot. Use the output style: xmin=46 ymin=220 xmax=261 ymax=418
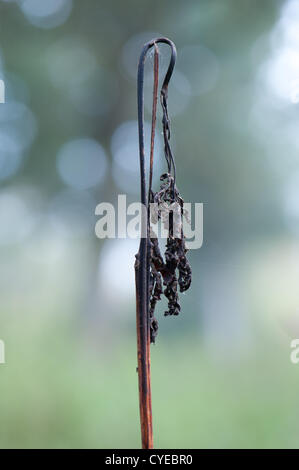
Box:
xmin=135 ymin=37 xmax=177 ymax=450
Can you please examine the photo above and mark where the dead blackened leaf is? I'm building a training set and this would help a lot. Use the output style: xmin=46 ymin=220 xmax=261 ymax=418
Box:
xmin=149 ymin=173 xmax=192 ymax=343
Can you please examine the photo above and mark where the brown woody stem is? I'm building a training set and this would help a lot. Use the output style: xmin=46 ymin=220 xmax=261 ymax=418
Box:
xmin=136 ymin=37 xmax=176 ymax=450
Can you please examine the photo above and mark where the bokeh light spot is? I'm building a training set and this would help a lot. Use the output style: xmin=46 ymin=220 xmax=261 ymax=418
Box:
xmin=0 ymin=190 xmax=36 ymax=245
xmin=57 ymin=138 xmax=108 ymax=190
xmin=19 ymin=0 xmax=73 ymax=29
xmin=0 ymin=132 xmax=22 ymax=180
xmin=111 ymin=120 xmax=163 ymax=194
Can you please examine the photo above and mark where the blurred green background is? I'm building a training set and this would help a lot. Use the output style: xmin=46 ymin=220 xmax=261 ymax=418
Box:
xmin=1 ymin=0 xmax=299 ymax=449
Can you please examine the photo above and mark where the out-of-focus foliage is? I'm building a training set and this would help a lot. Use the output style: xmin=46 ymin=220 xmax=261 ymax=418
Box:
xmin=1 ymin=0 xmax=299 ymax=448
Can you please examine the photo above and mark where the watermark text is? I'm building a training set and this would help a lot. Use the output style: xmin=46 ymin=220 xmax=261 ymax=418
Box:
xmin=95 ymin=195 xmax=203 ymax=249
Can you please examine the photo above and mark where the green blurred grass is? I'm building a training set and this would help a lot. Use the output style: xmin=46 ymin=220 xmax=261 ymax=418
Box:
xmin=0 ymin=311 xmax=299 ymax=449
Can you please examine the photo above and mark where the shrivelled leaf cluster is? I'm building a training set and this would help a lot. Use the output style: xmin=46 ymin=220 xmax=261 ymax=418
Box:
xmin=148 ymin=173 xmax=192 ymax=343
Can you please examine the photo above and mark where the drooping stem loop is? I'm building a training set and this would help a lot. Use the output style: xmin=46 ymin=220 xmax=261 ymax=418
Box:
xmin=135 ymin=37 xmax=177 ymax=450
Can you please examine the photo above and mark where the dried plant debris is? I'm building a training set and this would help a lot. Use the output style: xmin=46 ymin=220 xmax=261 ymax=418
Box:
xmin=148 ymin=173 xmax=192 ymax=343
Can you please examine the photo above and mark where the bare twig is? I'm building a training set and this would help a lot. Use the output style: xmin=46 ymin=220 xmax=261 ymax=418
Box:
xmin=135 ymin=37 xmax=177 ymax=450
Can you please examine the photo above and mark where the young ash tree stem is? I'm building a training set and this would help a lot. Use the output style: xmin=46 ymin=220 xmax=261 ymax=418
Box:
xmin=135 ymin=37 xmax=191 ymax=449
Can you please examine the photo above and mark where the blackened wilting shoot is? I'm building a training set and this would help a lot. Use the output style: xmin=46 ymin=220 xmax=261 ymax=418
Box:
xmin=135 ymin=37 xmax=192 ymax=450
